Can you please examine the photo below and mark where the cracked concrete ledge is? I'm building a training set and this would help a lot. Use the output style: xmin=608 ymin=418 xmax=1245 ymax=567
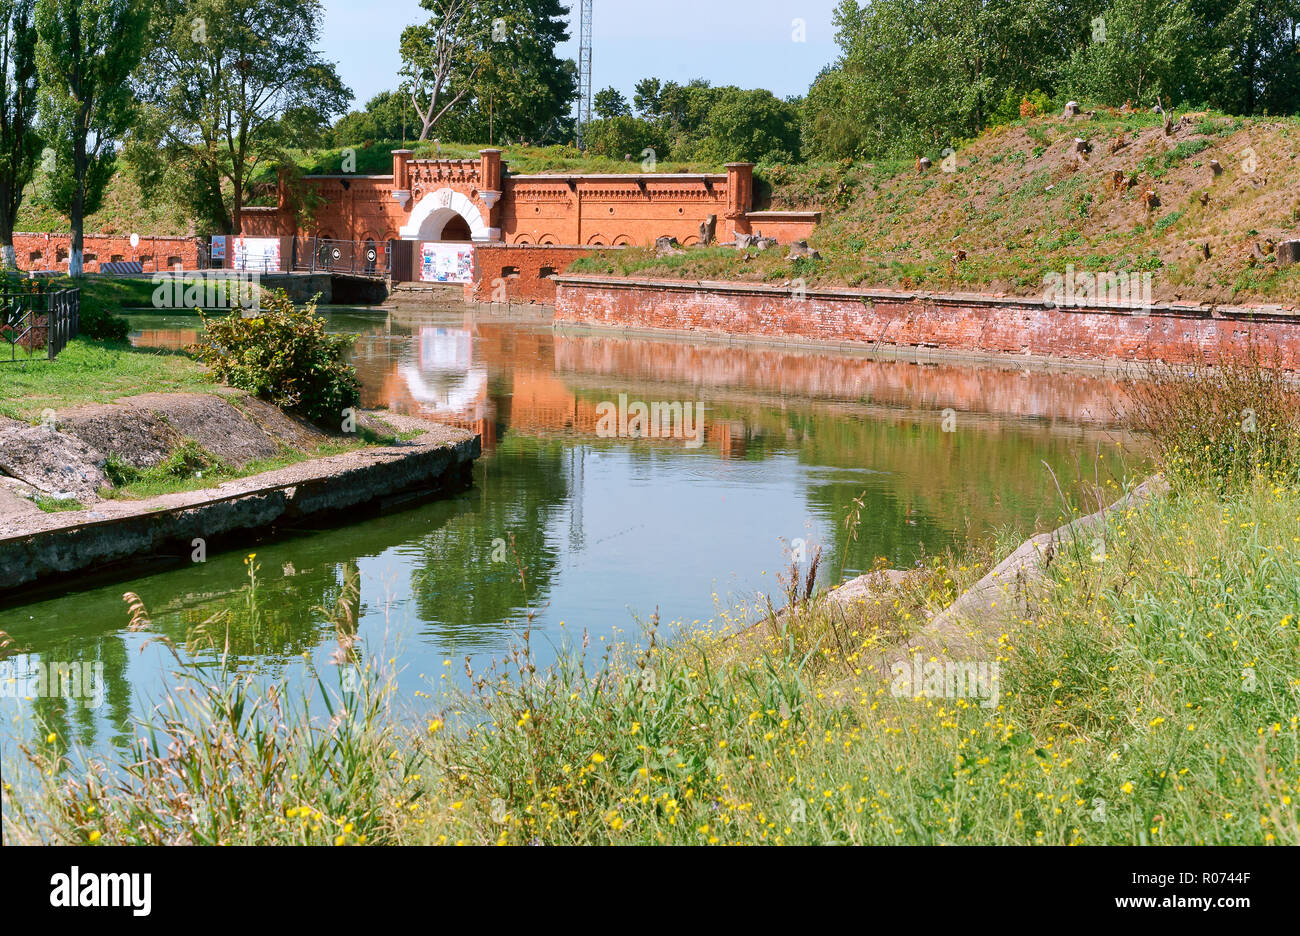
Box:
xmin=871 ymin=475 xmax=1170 ymax=668
xmin=0 ymin=427 xmax=481 ymax=597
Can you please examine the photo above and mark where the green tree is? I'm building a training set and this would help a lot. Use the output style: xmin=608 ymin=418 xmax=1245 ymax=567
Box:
xmin=701 ymin=88 xmax=801 ymax=163
xmin=1060 ymin=0 xmax=1201 ymax=107
xmin=804 ymin=0 xmax=1087 ymax=160
xmin=632 ymin=76 xmax=662 ymax=116
xmin=399 ymin=0 xmax=482 ymax=142
xmin=35 ymin=0 xmax=147 ymax=275
xmin=0 ymin=0 xmax=39 ymax=269
xmin=592 ymin=85 xmax=628 ymax=119
xmin=459 ymin=0 xmax=576 ymax=144
xmin=581 ymin=115 xmax=667 ymax=161
xmin=137 ymin=0 xmax=348 ymax=235
xmin=333 ymin=90 xmax=413 ymax=146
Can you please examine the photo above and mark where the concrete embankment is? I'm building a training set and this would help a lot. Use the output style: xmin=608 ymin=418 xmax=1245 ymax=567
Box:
xmin=553 ymin=275 xmax=1300 ymax=369
xmin=0 ymin=425 xmax=479 ymax=599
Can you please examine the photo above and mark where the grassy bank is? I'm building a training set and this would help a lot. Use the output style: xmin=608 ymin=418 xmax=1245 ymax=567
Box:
xmin=4 ymin=472 xmax=1296 ymax=845
xmin=0 ymin=338 xmax=213 ymax=422
xmin=570 ymin=108 xmax=1300 ymax=306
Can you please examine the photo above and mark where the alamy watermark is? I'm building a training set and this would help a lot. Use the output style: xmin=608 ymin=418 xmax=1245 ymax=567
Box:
xmin=595 ymin=393 xmax=705 ymax=449
xmin=1043 ymin=264 xmax=1152 ymax=311
xmin=1 ymin=660 xmax=105 ymax=709
xmin=891 ymin=658 xmax=1000 ymax=709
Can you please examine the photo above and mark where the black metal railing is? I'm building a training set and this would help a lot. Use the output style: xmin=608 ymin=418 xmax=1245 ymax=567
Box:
xmin=0 ymin=289 xmax=80 ymax=363
xmin=291 ymin=237 xmax=389 ymax=276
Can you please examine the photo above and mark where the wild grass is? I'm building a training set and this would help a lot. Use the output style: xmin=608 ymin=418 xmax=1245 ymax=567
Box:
xmin=98 ymin=440 xmax=355 ymax=499
xmin=33 ymin=495 xmax=85 ymax=513
xmin=6 ymin=474 xmax=1296 ymax=846
xmin=1121 ymin=344 xmax=1300 ymax=492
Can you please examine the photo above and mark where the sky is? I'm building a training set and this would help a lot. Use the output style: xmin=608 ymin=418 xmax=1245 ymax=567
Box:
xmin=319 ymin=0 xmax=844 ymax=112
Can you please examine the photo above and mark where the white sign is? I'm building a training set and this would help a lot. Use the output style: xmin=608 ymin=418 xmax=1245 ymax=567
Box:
xmin=231 ymin=236 xmax=280 ymax=272
xmin=420 ymin=242 xmax=475 ymax=283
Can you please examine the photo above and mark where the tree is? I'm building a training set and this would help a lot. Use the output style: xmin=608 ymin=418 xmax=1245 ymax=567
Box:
xmin=1060 ymin=0 xmax=1201 ymax=107
xmin=333 ymin=90 xmax=413 ymax=146
xmin=701 ymin=88 xmax=801 ymax=163
xmin=802 ymin=0 xmax=1088 ymax=160
xmin=592 ymin=86 xmax=628 ymax=119
xmin=399 ymin=0 xmax=482 ymax=142
xmin=456 ymin=0 xmax=576 ymax=144
xmin=0 ymin=0 xmax=39 ymax=269
xmin=138 ymin=0 xmax=349 ymax=234
xmin=632 ymin=76 xmax=662 ymax=116
xmin=581 ymin=115 xmax=667 ymax=160
xmin=35 ymin=0 xmax=147 ymax=275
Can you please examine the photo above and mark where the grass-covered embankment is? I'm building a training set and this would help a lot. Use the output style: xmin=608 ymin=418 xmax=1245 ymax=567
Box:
xmin=571 ymin=108 xmax=1300 ymax=306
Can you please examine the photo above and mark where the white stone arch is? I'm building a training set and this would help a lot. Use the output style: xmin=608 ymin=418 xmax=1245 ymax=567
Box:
xmin=399 ymin=187 xmax=490 ymax=241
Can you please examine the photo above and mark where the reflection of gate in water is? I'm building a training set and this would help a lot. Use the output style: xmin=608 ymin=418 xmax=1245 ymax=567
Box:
xmin=399 ymin=328 xmax=489 ymax=421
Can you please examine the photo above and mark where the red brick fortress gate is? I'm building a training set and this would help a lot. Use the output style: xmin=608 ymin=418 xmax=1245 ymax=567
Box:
xmin=240 ymin=150 xmax=820 ymax=292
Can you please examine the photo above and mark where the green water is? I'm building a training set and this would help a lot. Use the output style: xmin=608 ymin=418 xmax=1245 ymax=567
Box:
xmin=0 ymin=303 xmax=1136 ymax=767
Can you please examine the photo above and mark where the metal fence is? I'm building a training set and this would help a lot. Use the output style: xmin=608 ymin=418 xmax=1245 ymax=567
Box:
xmin=291 ymin=237 xmax=389 ymax=276
xmin=0 ymin=289 xmax=80 ymax=364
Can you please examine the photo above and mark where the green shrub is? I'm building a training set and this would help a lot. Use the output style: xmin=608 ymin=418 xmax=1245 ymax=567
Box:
xmin=79 ymin=301 xmax=130 ymax=342
xmin=196 ymin=290 xmax=360 ymax=427
xmin=581 ymin=116 xmax=668 ymax=162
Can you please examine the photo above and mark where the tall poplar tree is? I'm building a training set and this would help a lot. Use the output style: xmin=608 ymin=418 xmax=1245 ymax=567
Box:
xmin=0 ymin=0 xmax=40 ymax=270
xmin=35 ymin=0 xmax=147 ymax=275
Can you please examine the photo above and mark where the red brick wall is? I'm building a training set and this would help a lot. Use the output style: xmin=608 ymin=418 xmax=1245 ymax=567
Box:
xmin=11 ymin=232 xmax=202 ymax=271
xmin=554 ymin=276 xmax=1300 ymax=368
xmin=252 ymin=154 xmax=781 ymax=249
xmin=468 ymin=244 xmax=612 ymax=303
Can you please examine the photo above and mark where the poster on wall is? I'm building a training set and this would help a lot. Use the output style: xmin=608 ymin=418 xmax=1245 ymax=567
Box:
xmin=420 ymin=242 xmax=475 ymax=283
xmin=231 ymin=236 xmax=281 ymax=272
xmin=209 ymin=235 xmax=227 ymax=262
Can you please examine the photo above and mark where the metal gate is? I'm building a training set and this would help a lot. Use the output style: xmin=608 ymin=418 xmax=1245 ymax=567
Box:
xmin=389 ymin=239 xmax=415 ymax=283
xmin=0 ymin=289 xmax=80 ymax=363
xmin=292 ymin=237 xmax=389 ymax=276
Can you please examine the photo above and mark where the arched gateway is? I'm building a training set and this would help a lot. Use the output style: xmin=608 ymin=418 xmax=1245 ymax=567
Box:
xmin=399 ymin=188 xmax=490 ymax=242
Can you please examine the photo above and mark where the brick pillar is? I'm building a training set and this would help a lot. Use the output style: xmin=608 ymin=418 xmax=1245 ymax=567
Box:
xmin=725 ymin=163 xmax=754 ymax=238
xmin=480 ymin=149 xmax=502 ymax=191
xmin=479 ymin=149 xmax=503 ymax=240
xmin=391 ymin=149 xmax=413 ymax=191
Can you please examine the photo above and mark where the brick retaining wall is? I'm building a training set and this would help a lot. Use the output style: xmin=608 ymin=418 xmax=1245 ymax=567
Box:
xmin=554 ymin=275 xmax=1300 ymax=367
xmin=467 ymin=243 xmax=611 ymax=303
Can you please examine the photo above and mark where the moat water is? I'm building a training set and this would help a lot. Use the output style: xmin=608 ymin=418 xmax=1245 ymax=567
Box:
xmin=1 ymin=303 xmax=1137 ymax=768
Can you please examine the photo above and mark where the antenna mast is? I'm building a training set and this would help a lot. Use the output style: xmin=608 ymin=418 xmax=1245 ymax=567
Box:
xmin=576 ymin=0 xmax=592 ymax=149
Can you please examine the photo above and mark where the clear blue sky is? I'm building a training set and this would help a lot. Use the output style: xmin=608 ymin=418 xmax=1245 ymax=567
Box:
xmin=320 ymin=0 xmax=844 ymax=111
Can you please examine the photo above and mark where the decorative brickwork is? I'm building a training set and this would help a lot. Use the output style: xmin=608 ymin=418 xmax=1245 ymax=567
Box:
xmin=240 ymin=150 xmax=819 ymax=252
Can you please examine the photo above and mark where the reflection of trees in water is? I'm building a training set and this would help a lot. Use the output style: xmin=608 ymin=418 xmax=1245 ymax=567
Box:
xmin=155 ymin=562 xmax=354 ymax=663
xmin=611 ymin=397 xmax=1124 ymax=580
xmin=412 ymin=436 xmax=569 ymax=648
xmin=17 ymin=556 xmax=365 ymax=764
xmin=20 ymin=631 xmax=133 ymax=760
xmin=790 ymin=408 xmax=1124 ymax=577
